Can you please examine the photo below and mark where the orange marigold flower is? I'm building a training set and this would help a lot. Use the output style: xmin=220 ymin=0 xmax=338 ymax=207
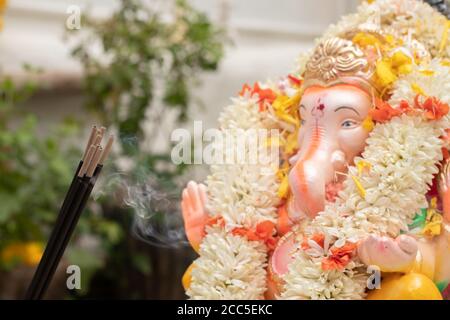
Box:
xmin=300 ymin=233 xmax=325 ymax=250
xmin=231 ymin=220 xmax=279 ymax=251
xmin=238 ymin=84 xmax=252 ymax=96
xmin=414 ymin=95 xmax=449 ymax=120
xmin=287 ymin=74 xmax=302 ymax=86
xmin=231 ymin=227 xmax=246 ymax=236
xmin=255 ymin=221 xmax=276 ymax=239
xmin=238 ymin=82 xmax=277 ymax=111
xmin=369 ymin=98 xmax=402 ymax=123
xmin=321 ymin=242 xmax=357 ymax=271
xmin=206 ymin=215 xmax=225 ymax=228
xmin=398 ymin=100 xmax=414 ymax=114
xmin=254 ymin=83 xmax=277 ymax=111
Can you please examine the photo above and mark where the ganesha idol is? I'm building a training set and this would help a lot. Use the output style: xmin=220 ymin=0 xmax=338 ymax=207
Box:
xmin=179 ymin=0 xmax=450 ymax=300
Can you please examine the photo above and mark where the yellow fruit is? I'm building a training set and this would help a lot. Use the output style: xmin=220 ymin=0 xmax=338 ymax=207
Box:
xmin=182 ymin=263 xmax=195 ymax=290
xmin=367 ymin=273 xmax=443 ymax=300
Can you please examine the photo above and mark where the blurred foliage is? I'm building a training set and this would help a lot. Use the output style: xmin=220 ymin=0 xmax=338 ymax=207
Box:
xmin=0 ymin=75 xmax=122 ymax=288
xmin=72 ymin=0 xmax=225 ymax=171
xmin=0 ymin=0 xmax=223 ymax=299
xmin=70 ymin=0 xmax=225 ymax=298
xmin=0 ymin=0 xmax=6 ymax=32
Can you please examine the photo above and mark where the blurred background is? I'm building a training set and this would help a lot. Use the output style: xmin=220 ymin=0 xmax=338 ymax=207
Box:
xmin=0 ymin=0 xmax=359 ymax=299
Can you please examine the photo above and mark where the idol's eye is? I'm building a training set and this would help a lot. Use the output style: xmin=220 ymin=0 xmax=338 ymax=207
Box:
xmin=341 ymin=120 xmax=358 ymax=128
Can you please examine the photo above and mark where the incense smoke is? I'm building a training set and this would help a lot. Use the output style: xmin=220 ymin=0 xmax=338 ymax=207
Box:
xmin=93 ymin=168 xmax=189 ymax=248
xmin=90 ymin=126 xmax=197 ymax=248
xmin=125 ymin=175 xmax=189 ymax=248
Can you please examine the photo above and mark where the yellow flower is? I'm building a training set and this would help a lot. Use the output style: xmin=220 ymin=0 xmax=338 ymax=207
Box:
xmin=284 ymin=131 xmax=298 ymax=155
xmin=272 ymin=94 xmax=290 ymax=110
xmin=384 ymin=34 xmax=399 ymax=46
xmin=352 ymin=32 xmax=382 ymax=48
xmin=375 ymin=59 xmax=397 ymax=88
xmin=272 ymin=92 xmax=302 ymax=128
xmin=277 ymin=175 xmax=290 ymax=199
xmin=441 ymin=60 xmax=450 ymax=67
xmin=391 ymin=51 xmax=412 ymax=68
xmin=1 ymin=243 xmax=24 ymax=264
xmin=276 ymin=162 xmax=291 ymax=199
xmin=272 ymin=90 xmax=302 ymax=199
xmin=351 ymin=175 xmax=366 ymax=198
xmin=430 ymin=197 xmax=437 ymax=209
xmin=362 ymin=116 xmax=374 ymax=132
xmin=421 ymin=197 xmax=442 ymax=237
xmin=422 ymin=210 xmax=442 ymax=237
xmin=391 ymin=51 xmax=413 ymax=76
xmin=357 ymin=160 xmax=371 ymax=176
xmin=397 ymin=64 xmax=412 ymax=75
xmin=418 ymin=69 xmax=436 ymax=76
xmin=1 ymin=241 xmax=43 ymax=266
xmin=23 ymin=242 xmax=43 ymax=266
xmin=373 ymin=50 xmax=413 ymax=92
xmin=411 ymin=83 xmax=427 ymax=96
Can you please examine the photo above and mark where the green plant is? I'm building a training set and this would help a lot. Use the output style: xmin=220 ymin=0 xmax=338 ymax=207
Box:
xmin=70 ymin=0 xmax=225 ymax=298
xmin=0 ymin=75 xmax=122 ymax=287
xmin=72 ymin=0 xmax=225 ymax=168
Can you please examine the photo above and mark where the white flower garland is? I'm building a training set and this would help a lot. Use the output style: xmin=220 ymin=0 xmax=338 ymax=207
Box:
xmin=281 ymin=57 xmax=450 ymax=300
xmin=320 ymin=0 xmax=449 ymax=59
xmin=187 ymin=226 xmax=268 ymax=299
xmin=185 ymin=0 xmax=450 ymax=300
xmin=187 ymin=93 xmax=282 ymax=299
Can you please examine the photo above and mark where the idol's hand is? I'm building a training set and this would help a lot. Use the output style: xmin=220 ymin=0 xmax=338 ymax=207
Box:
xmin=358 ymin=234 xmax=418 ymax=273
xmin=181 ymin=181 xmax=209 ymax=252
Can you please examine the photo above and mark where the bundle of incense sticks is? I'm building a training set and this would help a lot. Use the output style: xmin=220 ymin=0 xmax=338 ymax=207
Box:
xmin=25 ymin=126 xmax=114 ymax=300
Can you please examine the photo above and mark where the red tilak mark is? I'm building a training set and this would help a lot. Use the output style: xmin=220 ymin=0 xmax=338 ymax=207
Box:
xmin=317 ymin=104 xmax=325 ymax=111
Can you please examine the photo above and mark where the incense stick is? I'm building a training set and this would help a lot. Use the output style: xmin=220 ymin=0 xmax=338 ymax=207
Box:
xmin=25 ymin=126 xmax=113 ymax=300
xmin=99 ymin=135 xmax=114 ymax=165
xmin=86 ymin=146 xmax=102 ymax=177
xmin=82 ymin=126 xmax=97 ymax=162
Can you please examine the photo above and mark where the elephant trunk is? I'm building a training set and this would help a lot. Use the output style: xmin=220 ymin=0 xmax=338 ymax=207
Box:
xmin=290 ymin=125 xmax=343 ymax=218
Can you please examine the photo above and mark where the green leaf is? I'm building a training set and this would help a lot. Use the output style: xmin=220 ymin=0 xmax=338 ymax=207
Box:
xmin=131 ymin=253 xmax=152 ymax=275
xmin=0 ymin=193 xmax=20 ymax=223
